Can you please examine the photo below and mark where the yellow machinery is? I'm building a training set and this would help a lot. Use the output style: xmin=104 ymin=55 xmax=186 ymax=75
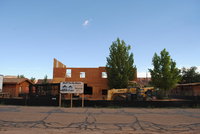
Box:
xmin=107 ymin=87 xmax=154 ymax=101
xmin=107 ymin=88 xmax=137 ymax=100
xmin=138 ymin=87 xmax=154 ymax=97
xmin=136 ymin=87 xmax=155 ymax=101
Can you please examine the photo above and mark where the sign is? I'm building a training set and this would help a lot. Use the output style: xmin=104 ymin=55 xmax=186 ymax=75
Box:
xmin=0 ymin=75 xmax=3 ymax=92
xmin=60 ymin=82 xmax=84 ymax=93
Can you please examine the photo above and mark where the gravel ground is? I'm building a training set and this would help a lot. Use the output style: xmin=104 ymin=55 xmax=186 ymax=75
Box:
xmin=0 ymin=105 xmax=200 ymax=134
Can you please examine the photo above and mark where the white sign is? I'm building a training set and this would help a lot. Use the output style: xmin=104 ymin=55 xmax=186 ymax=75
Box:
xmin=60 ymin=82 xmax=84 ymax=93
xmin=0 ymin=75 xmax=3 ymax=92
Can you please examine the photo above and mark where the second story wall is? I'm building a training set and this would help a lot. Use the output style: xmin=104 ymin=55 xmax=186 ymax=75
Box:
xmin=65 ymin=67 xmax=108 ymax=89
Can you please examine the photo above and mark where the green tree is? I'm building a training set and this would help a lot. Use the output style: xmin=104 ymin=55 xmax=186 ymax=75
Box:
xmin=30 ymin=77 xmax=36 ymax=83
xmin=149 ymin=49 xmax=181 ymax=97
xmin=106 ymin=38 xmax=136 ymax=89
xmin=17 ymin=75 xmax=25 ymax=78
xmin=43 ymin=75 xmax=48 ymax=84
xmin=180 ymin=66 xmax=200 ymax=83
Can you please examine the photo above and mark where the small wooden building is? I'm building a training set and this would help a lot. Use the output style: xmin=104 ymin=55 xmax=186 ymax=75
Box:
xmin=171 ymin=83 xmax=200 ymax=97
xmin=2 ymin=78 xmax=33 ymax=98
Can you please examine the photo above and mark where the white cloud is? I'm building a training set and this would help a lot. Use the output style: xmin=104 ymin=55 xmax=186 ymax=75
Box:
xmin=82 ymin=20 xmax=90 ymax=26
xmin=197 ymin=66 xmax=200 ymax=73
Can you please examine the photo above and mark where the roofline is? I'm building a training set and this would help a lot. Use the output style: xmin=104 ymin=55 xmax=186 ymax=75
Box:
xmin=177 ymin=83 xmax=200 ymax=86
xmin=66 ymin=67 xmax=106 ymax=69
xmin=20 ymin=79 xmax=34 ymax=85
xmin=3 ymin=82 xmax=17 ymax=84
xmin=3 ymin=78 xmax=34 ymax=85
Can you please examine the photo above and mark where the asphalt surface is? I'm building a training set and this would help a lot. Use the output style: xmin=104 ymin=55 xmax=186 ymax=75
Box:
xmin=0 ymin=105 xmax=200 ymax=134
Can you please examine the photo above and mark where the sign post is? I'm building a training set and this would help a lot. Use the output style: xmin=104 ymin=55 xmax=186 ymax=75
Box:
xmin=71 ymin=93 xmax=73 ymax=108
xmin=82 ymin=93 xmax=84 ymax=108
xmin=60 ymin=82 xmax=84 ymax=108
xmin=59 ymin=93 xmax=61 ymax=107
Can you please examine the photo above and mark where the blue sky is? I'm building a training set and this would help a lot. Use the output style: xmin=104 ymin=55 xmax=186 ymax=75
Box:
xmin=0 ymin=0 xmax=200 ymax=79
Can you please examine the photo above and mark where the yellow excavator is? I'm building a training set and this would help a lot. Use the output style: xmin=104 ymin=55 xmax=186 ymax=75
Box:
xmin=107 ymin=87 xmax=154 ymax=101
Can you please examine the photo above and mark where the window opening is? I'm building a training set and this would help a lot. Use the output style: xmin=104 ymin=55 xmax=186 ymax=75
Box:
xmin=66 ymin=69 xmax=72 ymax=78
xmin=84 ymin=84 xmax=93 ymax=95
xmin=102 ymin=89 xmax=108 ymax=95
xmin=102 ymin=72 xmax=107 ymax=78
xmin=80 ymin=72 xmax=85 ymax=78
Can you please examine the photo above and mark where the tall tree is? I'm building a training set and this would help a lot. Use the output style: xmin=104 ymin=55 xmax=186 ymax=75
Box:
xmin=106 ymin=38 xmax=136 ymax=89
xmin=149 ymin=49 xmax=181 ymax=97
xmin=17 ymin=75 xmax=25 ymax=78
xmin=30 ymin=77 xmax=36 ymax=83
xmin=43 ymin=75 xmax=48 ymax=84
xmin=180 ymin=66 xmax=200 ymax=83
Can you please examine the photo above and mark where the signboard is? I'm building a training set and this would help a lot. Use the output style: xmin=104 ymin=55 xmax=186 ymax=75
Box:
xmin=60 ymin=82 xmax=84 ymax=93
xmin=0 ymin=75 xmax=3 ymax=92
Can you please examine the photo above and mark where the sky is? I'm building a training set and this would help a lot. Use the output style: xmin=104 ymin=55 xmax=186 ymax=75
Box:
xmin=0 ymin=0 xmax=200 ymax=79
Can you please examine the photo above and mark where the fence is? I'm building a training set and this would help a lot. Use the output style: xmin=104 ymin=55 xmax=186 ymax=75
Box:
xmin=0 ymin=98 xmax=200 ymax=108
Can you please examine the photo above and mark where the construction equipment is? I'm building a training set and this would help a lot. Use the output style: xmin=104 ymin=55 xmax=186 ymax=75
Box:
xmin=107 ymin=88 xmax=137 ymax=100
xmin=137 ymin=87 xmax=154 ymax=101
xmin=107 ymin=87 xmax=155 ymax=101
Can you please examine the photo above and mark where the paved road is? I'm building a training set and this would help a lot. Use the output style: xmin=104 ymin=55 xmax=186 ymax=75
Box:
xmin=0 ymin=106 xmax=200 ymax=134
